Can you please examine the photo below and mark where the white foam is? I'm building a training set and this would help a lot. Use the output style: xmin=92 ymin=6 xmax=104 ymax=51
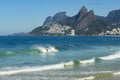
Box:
xmin=113 ymin=72 xmax=120 ymax=75
xmin=0 ymin=63 xmax=64 ymax=76
xmin=78 ymin=76 xmax=95 ymax=80
xmin=47 ymin=46 xmax=58 ymax=53
xmin=34 ymin=45 xmax=58 ymax=53
xmin=80 ymin=58 xmax=95 ymax=64
xmin=64 ymin=61 xmax=74 ymax=66
xmin=99 ymin=51 xmax=120 ymax=60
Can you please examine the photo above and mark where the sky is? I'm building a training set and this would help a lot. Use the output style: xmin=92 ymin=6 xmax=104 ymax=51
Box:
xmin=0 ymin=0 xmax=120 ymax=35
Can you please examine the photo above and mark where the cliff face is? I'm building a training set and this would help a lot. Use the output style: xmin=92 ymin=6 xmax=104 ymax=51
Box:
xmin=76 ymin=10 xmax=96 ymax=31
xmin=43 ymin=16 xmax=53 ymax=26
xmin=43 ymin=12 xmax=68 ymax=26
xmin=58 ymin=7 xmax=96 ymax=33
xmin=53 ymin=12 xmax=68 ymax=22
xmin=76 ymin=6 xmax=88 ymax=21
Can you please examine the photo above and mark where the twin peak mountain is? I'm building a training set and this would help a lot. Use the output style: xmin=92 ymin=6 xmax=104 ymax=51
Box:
xmin=30 ymin=6 xmax=116 ymax=36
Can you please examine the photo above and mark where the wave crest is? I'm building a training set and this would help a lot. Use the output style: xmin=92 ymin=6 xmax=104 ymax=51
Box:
xmin=80 ymin=76 xmax=95 ymax=80
xmin=0 ymin=63 xmax=64 ymax=76
xmin=33 ymin=45 xmax=58 ymax=53
xmin=113 ymin=72 xmax=120 ymax=75
xmin=99 ymin=51 xmax=120 ymax=60
xmin=0 ymin=45 xmax=59 ymax=57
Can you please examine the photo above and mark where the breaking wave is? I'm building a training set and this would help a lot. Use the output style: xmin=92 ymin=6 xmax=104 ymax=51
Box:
xmin=0 ymin=63 xmax=64 ymax=76
xmin=0 ymin=49 xmax=120 ymax=76
xmin=33 ymin=45 xmax=58 ymax=53
xmin=99 ymin=51 xmax=120 ymax=60
xmin=0 ymin=51 xmax=16 ymax=57
xmin=78 ymin=76 xmax=95 ymax=80
xmin=0 ymin=45 xmax=59 ymax=57
xmin=63 ymin=58 xmax=101 ymax=66
xmin=0 ymin=63 xmax=114 ymax=76
xmin=64 ymin=50 xmax=120 ymax=66
xmin=113 ymin=72 xmax=120 ymax=75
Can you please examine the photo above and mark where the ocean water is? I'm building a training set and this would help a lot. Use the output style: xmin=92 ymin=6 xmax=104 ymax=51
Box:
xmin=0 ymin=36 xmax=120 ymax=80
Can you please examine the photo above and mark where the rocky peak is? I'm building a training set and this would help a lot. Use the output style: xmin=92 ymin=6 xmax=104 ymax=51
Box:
xmin=88 ymin=10 xmax=96 ymax=20
xmin=80 ymin=6 xmax=88 ymax=14
xmin=76 ymin=10 xmax=96 ymax=31
xmin=43 ymin=12 xmax=68 ymax=26
xmin=53 ymin=12 xmax=67 ymax=22
xmin=43 ymin=16 xmax=53 ymax=26
xmin=46 ymin=16 xmax=53 ymax=20
xmin=76 ymin=6 xmax=88 ymax=21
xmin=89 ymin=10 xmax=94 ymax=14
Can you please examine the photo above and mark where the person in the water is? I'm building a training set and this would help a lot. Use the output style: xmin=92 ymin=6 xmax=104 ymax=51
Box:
xmin=46 ymin=48 xmax=48 ymax=52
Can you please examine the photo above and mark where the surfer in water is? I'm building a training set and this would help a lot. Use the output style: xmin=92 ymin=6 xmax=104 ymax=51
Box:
xmin=105 ymin=45 xmax=110 ymax=49
xmin=46 ymin=47 xmax=49 ymax=52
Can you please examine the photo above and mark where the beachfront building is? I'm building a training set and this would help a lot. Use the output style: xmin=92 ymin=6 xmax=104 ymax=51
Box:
xmin=71 ymin=29 xmax=75 ymax=36
xmin=99 ymin=28 xmax=120 ymax=35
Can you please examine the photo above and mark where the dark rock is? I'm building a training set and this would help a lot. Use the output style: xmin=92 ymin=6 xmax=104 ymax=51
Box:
xmin=106 ymin=9 xmax=120 ymax=23
xmin=53 ymin=12 xmax=68 ymax=22
xmin=76 ymin=10 xmax=96 ymax=32
xmin=76 ymin=6 xmax=88 ymax=21
xmin=77 ymin=19 xmax=108 ymax=35
xmin=58 ymin=8 xmax=96 ymax=33
xmin=43 ymin=16 xmax=53 ymax=26
xmin=43 ymin=12 xmax=68 ymax=26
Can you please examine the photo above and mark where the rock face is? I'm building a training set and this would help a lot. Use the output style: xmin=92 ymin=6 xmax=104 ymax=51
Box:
xmin=106 ymin=9 xmax=120 ymax=23
xmin=43 ymin=12 xmax=68 ymax=26
xmin=79 ymin=20 xmax=108 ymax=35
xmin=76 ymin=6 xmax=88 ymax=21
xmin=43 ymin=16 xmax=53 ymax=26
xmin=58 ymin=7 xmax=96 ymax=33
xmin=53 ymin=12 xmax=68 ymax=22
xmin=76 ymin=10 xmax=96 ymax=32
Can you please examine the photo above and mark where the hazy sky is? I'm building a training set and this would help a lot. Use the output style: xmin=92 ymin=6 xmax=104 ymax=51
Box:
xmin=0 ymin=0 xmax=120 ymax=35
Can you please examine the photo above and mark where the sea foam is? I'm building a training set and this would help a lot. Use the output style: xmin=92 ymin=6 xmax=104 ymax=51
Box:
xmin=1 ymin=50 xmax=120 ymax=76
xmin=0 ymin=63 xmax=64 ymax=76
xmin=33 ymin=45 xmax=58 ymax=53
xmin=113 ymin=72 xmax=120 ymax=75
xmin=80 ymin=58 xmax=95 ymax=64
xmin=64 ymin=50 xmax=120 ymax=66
xmin=99 ymin=51 xmax=120 ymax=60
xmin=79 ymin=76 xmax=95 ymax=80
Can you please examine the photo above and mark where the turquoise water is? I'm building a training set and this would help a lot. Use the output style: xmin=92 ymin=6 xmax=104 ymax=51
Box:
xmin=0 ymin=36 xmax=120 ymax=80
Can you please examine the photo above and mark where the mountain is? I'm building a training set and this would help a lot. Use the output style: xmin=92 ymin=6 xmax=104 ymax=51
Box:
xmin=30 ymin=26 xmax=45 ymax=36
xmin=76 ymin=10 xmax=96 ymax=32
xmin=43 ymin=12 xmax=68 ymax=26
xmin=58 ymin=7 xmax=96 ymax=30
xmin=106 ymin=9 xmax=120 ymax=23
xmin=58 ymin=6 xmax=107 ymax=35
xmin=96 ymin=9 xmax=120 ymax=24
xmin=30 ymin=6 xmax=111 ymax=35
xmin=43 ymin=16 xmax=53 ymax=26
xmin=78 ymin=19 xmax=108 ymax=35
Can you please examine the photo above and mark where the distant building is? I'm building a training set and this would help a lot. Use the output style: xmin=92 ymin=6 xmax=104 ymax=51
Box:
xmin=71 ymin=29 xmax=75 ymax=36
